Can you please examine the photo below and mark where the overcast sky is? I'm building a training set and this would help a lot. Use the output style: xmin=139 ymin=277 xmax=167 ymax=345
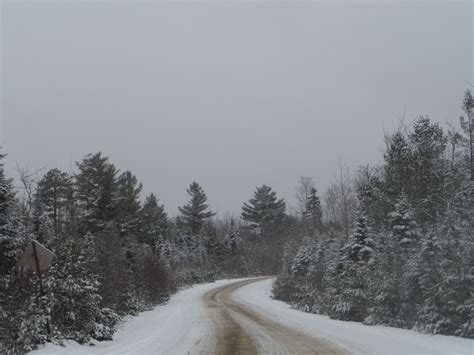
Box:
xmin=1 ymin=1 xmax=472 ymax=216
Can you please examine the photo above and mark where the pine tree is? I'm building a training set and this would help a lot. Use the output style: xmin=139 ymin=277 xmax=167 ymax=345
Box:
xmin=409 ymin=117 xmax=448 ymax=224
xmin=365 ymin=231 xmax=404 ymax=326
xmin=94 ymin=225 xmax=135 ymax=315
xmin=366 ymin=197 xmax=419 ymax=327
xmin=0 ymin=152 xmax=24 ymax=275
xmin=116 ymin=171 xmax=142 ymax=239
xmin=204 ymin=230 xmax=226 ymax=276
xmin=224 ymin=219 xmax=239 ymax=255
xmin=304 ymin=187 xmax=323 ymax=234
xmin=75 ymin=152 xmax=119 ymax=235
xmin=43 ymin=237 xmax=118 ymax=343
xmin=415 ymin=232 xmax=444 ymax=333
xmin=140 ymin=193 xmax=169 ymax=247
xmin=0 ymin=153 xmax=31 ymax=351
xmin=241 ymin=185 xmax=286 ymax=230
xmin=329 ymin=215 xmax=374 ymax=321
xmin=9 ymin=275 xmax=51 ymax=353
xmin=356 ymin=165 xmax=391 ymax=230
xmin=346 ymin=215 xmax=374 ymax=263
xmin=384 ymin=130 xmax=412 ymax=202
xmin=290 ymin=238 xmax=314 ymax=277
xmin=178 ymin=182 xmax=215 ymax=234
xmin=156 ymin=237 xmax=172 ymax=270
xmin=389 ymin=194 xmax=419 ymax=249
xmin=460 ymin=89 xmax=473 ymax=181
xmin=36 ymin=168 xmax=74 ymax=243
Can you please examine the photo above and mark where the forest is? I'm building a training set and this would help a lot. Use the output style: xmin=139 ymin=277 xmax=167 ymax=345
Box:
xmin=0 ymin=90 xmax=473 ymax=353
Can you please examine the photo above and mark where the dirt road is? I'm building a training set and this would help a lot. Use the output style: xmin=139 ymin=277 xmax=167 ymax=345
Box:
xmin=204 ymin=278 xmax=348 ymax=355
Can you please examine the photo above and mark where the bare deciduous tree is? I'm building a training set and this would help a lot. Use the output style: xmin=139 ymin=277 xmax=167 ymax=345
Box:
xmin=324 ymin=160 xmax=358 ymax=239
xmin=295 ymin=176 xmax=314 ymax=219
xmin=15 ymin=164 xmax=45 ymax=232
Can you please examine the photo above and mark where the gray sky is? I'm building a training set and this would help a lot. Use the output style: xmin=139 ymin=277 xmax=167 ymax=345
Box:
xmin=1 ymin=1 xmax=472 ymax=216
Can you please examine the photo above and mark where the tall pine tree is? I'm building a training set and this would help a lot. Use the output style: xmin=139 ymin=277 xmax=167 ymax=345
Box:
xmin=36 ymin=168 xmax=74 ymax=243
xmin=178 ymin=182 xmax=215 ymax=234
xmin=140 ymin=193 xmax=169 ymax=247
xmin=0 ymin=152 xmax=24 ymax=275
xmin=116 ymin=171 xmax=142 ymax=239
xmin=241 ymin=185 xmax=286 ymax=230
xmin=75 ymin=152 xmax=119 ymax=236
xmin=304 ymin=187 xmax=323 ymax=234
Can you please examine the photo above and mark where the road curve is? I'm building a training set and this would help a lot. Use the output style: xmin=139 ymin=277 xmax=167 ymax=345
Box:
xmin=204 ymin=278 xmax=348 ymax=355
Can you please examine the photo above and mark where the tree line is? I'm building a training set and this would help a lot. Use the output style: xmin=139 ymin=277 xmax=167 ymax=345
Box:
xmin=273 ymin=90 xmax=473 ymax=339
xmin=0 ymin=149 xmax=295 ymax=352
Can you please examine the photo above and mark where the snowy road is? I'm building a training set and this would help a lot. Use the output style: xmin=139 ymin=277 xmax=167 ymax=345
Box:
xmin=204 ymin=278 xmax=345 ymax=354
xmin=33 ymin=277 xmax=473 ymax=355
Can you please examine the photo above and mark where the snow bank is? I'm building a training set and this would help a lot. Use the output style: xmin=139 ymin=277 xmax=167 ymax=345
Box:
xmin=233 ymin=278 xmax=474 ymax=355
xmin=31 ymin=278 xmax=248 ymax=355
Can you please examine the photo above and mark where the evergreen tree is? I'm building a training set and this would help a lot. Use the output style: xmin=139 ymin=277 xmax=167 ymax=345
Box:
xmin=367 ymin=196 xmax=420 ymax=327
xmin=304 ymin=187 xmax=323 ymax=234
xmin=290 ymin=238 xmax=314 ymax=277
xmin=0 ymin=152 xmax=24 ymax=275
xmin=204 ymin=229 xmax=226 ymax=276
xmin=365 ymin=232 xmax=404 ymax=326
xmin=409 ymin=117 xmax=448 ymax=224
xmin=140 ymin=193 xmax=169 ymax=247
xmin=116 ymin=171 xmax=142 ymax=239
xmin=36 ymin=168 xmax=74 ymax=242
xmin=241 ymin=185 xmax=286 ymax=229
xmin=44 ymin=237 xmax=118 ymax=343
xmin=178 ymin=182 xmax=215 ymax=234
xmin=346 ymin=215 xmax=374 ymax=263
xmin=75 ymin=152 xmax=119 ymax=235
xmin=384 ymin=131 xmax=412 ymax=202
xmin=329 ymin=215 xmax=374 ymax=321
xmin=156 ymin=236 xmax=172 ymax=270
xmin=415 ymin=232 xmax=444 ymax=333
xmin=460 ymin=89 xmax=473 ymax=181
xmin=94 ymin=225 xmax=135 ymax=314
xmin=8 ymin=275 xmax=51 ymax=353
xmin=389 ymin=194 xmax=419 ymax=249
xmin=355 ymin=166 xmax=388 ymax=230
xmin=224 ymin=219 xmax=239 ymax=254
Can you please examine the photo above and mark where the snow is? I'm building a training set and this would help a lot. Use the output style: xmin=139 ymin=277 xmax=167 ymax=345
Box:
xmin=31 ymin=278 xmax=473 ymax=355
xmin=31 ymin=278 xmax=247 ymax=355
xmin=233 ymin=278 xmax=474 ymax=355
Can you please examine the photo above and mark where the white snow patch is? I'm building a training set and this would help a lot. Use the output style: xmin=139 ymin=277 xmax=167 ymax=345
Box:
xmin=233 ymin=278 xmax=474 ymax=355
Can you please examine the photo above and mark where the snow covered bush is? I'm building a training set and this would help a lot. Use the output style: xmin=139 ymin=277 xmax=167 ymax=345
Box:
xmin=92 ymin=308 xmax=121 ymax=341
xmin=44 ymin=237 xmax=120 ymax=344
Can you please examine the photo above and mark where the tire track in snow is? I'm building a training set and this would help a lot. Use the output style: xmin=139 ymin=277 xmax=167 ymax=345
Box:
xmin=204 ymin=280 xmax=258 ymax=354
xmin=205 ymin=277 xmax=348 ymax=354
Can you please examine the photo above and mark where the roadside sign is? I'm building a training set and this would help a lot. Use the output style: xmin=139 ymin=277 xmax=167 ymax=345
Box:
xmin=20 ymin=240 xmax=55 ymax=275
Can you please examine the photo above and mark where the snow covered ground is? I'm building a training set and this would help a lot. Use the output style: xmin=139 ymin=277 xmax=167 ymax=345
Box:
xmin=31 ymin=278 xmax=247 ymax=355
xmin=233 ymin=278 xmax=474 ymax=355
xmin=31 ymin=277 xmax=473 ymax=355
